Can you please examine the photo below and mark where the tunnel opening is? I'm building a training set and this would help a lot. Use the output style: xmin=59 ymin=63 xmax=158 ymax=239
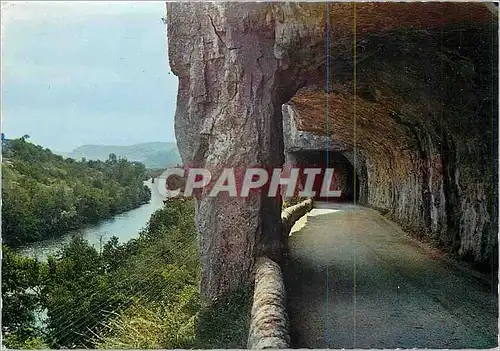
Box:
xmin=288 ymin=150 xmax=359 ymax=203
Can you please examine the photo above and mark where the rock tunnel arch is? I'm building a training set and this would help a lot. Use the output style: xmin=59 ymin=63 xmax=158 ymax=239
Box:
xmin=166 ymin=2 xmax=498 ymax=301
xmin=281 ymin=100 xmax=369 ymax=205
xmin=284 ymin=150 xmax=361 ymax=203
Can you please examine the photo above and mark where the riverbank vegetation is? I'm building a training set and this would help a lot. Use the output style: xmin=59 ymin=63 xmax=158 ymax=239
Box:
xmin=2 ymin=198 xmax=252 ymax=349
xmin=2 ymin=138 xmax=151 ymax=246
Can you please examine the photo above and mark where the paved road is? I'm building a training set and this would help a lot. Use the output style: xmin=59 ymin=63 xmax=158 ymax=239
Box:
xmin=283 ymin=202 xmax=498 ymax=349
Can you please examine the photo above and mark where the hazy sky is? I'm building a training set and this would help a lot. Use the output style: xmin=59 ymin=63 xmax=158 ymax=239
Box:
xmin=1 ymin=1 xmax=178 ymax=152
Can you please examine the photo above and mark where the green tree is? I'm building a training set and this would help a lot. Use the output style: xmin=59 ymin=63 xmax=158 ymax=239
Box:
xmin=42 ymin=236 xmax=124 ymax=348
xmin=107 ymin=153 xmax=118 ymax=164
xmin=1 ymin=246 xmax=44 ymax=347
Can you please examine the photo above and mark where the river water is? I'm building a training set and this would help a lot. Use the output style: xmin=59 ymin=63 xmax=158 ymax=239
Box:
xmin=18 ymin=179 xmax=165 ymax=260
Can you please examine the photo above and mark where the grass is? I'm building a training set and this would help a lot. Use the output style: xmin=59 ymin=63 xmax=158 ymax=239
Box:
xmin=195 ymin=284 xmax=253 ymax=349
xmin=96 ymin=198 xmax=253 ymax=349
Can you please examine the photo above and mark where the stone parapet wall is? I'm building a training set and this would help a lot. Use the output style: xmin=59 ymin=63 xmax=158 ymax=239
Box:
xmin=248 ymin=199 xmax=313 ymax=349
xmin=247 ymin=257 xmax=289 ymax=349
xmin=281 ymin=198 xmax=314 ymax=235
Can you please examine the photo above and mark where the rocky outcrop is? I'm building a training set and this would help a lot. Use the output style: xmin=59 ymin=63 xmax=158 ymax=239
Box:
xmin=282 ymin=103 xmax=349 ymax=154
xmin=166 ymin=2 xmax=497 ymax=300
xmin=166 ymin=3 xmax=288 ymax=301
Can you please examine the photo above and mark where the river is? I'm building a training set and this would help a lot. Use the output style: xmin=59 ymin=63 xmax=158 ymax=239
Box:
xmin=18 ymin=179 xmax=165 ymax=260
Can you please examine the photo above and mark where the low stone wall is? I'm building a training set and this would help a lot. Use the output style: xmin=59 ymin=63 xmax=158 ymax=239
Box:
xmin=247 ymin=257 xmax=289 ymax=349
xmin=281 ymin=198 xmax=314 ymax=235
xmin=247 ymin=199 xmax=313 ymax=349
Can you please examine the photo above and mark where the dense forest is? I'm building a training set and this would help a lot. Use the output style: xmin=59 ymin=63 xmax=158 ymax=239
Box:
xmin=2 ymin=138 xmax=152 ymax=245
xmin=2 ymin=198 xmax=251 ymax=349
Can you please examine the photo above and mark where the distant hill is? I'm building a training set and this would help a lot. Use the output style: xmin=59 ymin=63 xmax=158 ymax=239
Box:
xmin=61 ymin=142 xmax=181 ymax=169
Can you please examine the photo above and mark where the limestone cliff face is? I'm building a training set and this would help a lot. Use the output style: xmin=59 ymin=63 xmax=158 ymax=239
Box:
xmin=166 ymin=3 xmax=286 ymax=301
xmin=286 ymin=25 xmax=498 ymax=270
xmin=166 ymin=2 xmax=497 ymax=300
